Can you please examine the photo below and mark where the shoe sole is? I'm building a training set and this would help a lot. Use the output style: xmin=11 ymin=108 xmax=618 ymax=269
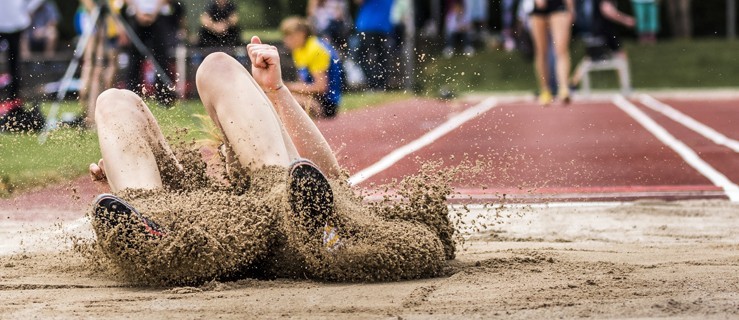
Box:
xmin=287 ymin=159 xmax=335 ymax=233
xmin=93 ymin=194 xmax=165 ymax=238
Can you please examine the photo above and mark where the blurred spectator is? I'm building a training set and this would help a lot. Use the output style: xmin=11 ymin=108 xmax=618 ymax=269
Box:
xmin=162 ymin=0 xmax=186 ymax=47
xmin=198 ymin=0 xmax=240 ymax=47
xmin=0 ymin=0 xmax=41 ymax=116
xmin=21 ymin=0 xmax=60 ymax=59
xmin=442 ymin=0 xmax=474 ymax=58
xmin=589 ymin=0 xmax=635 ymax=58
xmin=501 ymin=0 xmax=518 ymax=52
xmin=529 ymin=0 xmax=574 ymax=106
xmin=390 ymin=0 xmax=414 ymax=53
xmin=571 ymin=0 xmax=635 ymax=86
xmin=123 ymin=0 xmax=177 ymax=106
xmin=464 ymin=0 xmax=489 ymax=47
xmin=512 ymin=0 xmax=535 ymax=59
xmin=280 ymin=16 xmax=343 ymax=118
xmin=631 ymin=0 xmax=659 ymax=43
xmin=354 ymin=0 xmax=394 ymax=90
xmin=415 ymin=0 xmax=441 ymax=38
xmin=307 ymin=0 xmax=351 ymax=52
xmin=390 ymin=0 xmax=410 ymax=50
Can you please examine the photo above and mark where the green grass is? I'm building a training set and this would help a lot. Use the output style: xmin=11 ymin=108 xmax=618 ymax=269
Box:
xmin=0 ymin=100 xmax=206 ymax=196
xmin=418 ymin=48 xmax=532 ymax=94
xmin=627 ymin=39 xmax=739 ymax=88
xmin=340 ymin=91 xmax=413 ymax=113
xmin=419 ymin=39 xmax=739 ymax=94
xmin=0 ymin=129 xmax=99 ymax=195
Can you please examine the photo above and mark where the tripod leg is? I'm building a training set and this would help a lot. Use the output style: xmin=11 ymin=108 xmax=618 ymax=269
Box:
xmin=87 ymin=31 xmax=107 ymax=126
xmin=39 ymin=6 xmax=103 ymax=143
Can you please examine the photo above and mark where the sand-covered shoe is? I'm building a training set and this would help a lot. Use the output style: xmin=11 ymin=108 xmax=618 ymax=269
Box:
xmin=288 ymin=159 xmax=341 ymax=251
xmin=93 ymin=193 xmax=166 ymax=238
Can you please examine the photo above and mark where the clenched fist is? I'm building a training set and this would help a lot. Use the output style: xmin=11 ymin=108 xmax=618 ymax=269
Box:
xmin=246 ymin=36 xmax=285 ymax=93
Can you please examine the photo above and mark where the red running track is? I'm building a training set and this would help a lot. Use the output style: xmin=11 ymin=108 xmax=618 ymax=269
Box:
xmin=318 ymin=95 xmax=738 ymax=202
xmin=637 ymin=99 xmax=739 ymax=183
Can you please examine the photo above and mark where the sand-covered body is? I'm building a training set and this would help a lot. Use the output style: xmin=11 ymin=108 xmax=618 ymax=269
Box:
xmin=86 ymin=147 xmax=456 ymax=285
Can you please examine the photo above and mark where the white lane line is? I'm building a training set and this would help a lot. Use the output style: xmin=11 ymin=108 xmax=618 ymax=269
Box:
xmin=613 ymin=95 xmax=739 ymax=202
xmin=448 ymin=190 xmax=726 ymax=201
xmin=348 ymin=97 xmax=498 ymax=185
xmin=452 ymin=201 xmax=632 ymax=211
xmin=639 ymin=94 xmax=739 ymax=153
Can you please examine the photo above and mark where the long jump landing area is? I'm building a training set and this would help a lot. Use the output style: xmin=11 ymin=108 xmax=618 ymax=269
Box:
xmin=1 ymin=92 xmax=738 ymax=318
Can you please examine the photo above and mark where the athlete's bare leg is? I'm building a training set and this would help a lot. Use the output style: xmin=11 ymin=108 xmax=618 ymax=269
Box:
xmin=196 ymin=52 xmax=299 ymax=172
xmin=92 ymin=88 xmax=181 ymax=192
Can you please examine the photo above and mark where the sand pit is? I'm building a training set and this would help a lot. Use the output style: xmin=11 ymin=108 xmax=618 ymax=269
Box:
xmin=2 ymin=200 xmax=738 ymax=318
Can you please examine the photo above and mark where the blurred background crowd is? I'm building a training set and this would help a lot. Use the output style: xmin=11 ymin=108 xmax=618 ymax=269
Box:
xmin=0 ymin=0 xmax=736 ymax=129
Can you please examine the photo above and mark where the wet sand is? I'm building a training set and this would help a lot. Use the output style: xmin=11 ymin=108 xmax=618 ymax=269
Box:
xmin=2 ymin=200 xmax=738 ymax=318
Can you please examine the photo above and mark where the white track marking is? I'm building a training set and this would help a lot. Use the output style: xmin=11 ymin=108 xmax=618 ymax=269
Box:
xmin=613 ymin=95 xmax=739 ymax=202
xmin=361 ymin=189 xmax=725 ymax=202
xmin=348 ymin=97 xmax=498 ymax=185
xmin=451 ymin=201 xmax=632 ymax=211
xmin=639 ymin=94 xmax=739 ymax=153
xmin=448 ymin=190 xmax=726 ymax=201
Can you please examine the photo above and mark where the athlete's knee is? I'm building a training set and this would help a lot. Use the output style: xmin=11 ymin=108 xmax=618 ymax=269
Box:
xmin=97 ymin=88 xmax=140 ymax=106
xmin=197 ymin=52 xmax=239 ymax=81
xmin=95 ymin=89 xmax=145 ymax=124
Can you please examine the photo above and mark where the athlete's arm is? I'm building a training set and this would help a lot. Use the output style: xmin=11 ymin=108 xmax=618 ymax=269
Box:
xmin=246 ymin=36 xmax=341 ymax=178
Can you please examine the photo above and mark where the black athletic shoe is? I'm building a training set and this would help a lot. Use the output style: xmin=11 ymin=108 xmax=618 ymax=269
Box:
xmin=93 ymin=194 xmax=166 ymax=238
xmin=287 ymin=159 xmax=340 ymax=250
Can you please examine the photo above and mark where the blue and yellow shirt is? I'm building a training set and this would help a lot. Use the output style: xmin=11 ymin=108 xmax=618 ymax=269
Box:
xmin=292 ymin=36 xmax=343 ymax=106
